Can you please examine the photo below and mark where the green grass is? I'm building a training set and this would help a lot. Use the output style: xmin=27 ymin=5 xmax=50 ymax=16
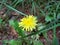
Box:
xmin=0 ymin=0 xmax=60 ymax=45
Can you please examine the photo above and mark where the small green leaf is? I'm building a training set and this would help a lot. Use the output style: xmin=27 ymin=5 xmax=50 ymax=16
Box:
xmin=45 ymin=15 xmax=53 ymax=22
xmin=9 ymin=20 xmax=15 ymax=26
xmin=33 ymin=40 xmax=43 ymax=45
xmin=37 ymin=23 xmax=45 ymax=30
xmin=9 ymin=40 xmax=16 ymax=45
xmin=9 ymin=39 xmax=22 ymax=45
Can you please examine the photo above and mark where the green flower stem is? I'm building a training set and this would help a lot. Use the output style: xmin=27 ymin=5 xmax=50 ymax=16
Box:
xmin=23 ymin=23 xmax=60 ymax=38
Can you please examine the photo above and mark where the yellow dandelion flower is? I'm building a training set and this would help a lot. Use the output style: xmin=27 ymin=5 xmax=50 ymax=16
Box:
xmin=19 ymin=15 xmax=37 ymax=31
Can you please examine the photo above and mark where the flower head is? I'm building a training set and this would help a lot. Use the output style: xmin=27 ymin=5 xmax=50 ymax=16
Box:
xmin=19 ymin=15 xmax=37 ymax=31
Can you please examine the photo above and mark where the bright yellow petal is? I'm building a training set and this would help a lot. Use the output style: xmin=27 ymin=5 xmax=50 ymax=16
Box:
xmin=19 ymin=15 xmax=37 ymax=31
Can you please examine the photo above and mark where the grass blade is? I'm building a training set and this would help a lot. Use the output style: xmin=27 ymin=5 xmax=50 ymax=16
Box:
xmin=4 ymin=3 xmax=26 ymax=16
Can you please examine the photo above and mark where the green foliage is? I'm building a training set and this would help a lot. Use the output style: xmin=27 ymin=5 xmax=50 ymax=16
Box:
xmin=0 ymin=0 xmax=60 ymax=45
xmin=9 ymin=39 xmax=22 ymax=45
xmin=33 ymin=40 xmax=43 ymax=45
xmin=45 ymin=15 xmax=53 ymax=22
xmin=52 ymin=36 xmax=59 ymax=45
xmin=3 ymin=39 xmax=22 ymax=45
xmin=9 ymin=20 xmax=25 ymax=37
xmin=37 ymin=23 xmax=46 ymax=30
xmin=4 ymin=3 xmax=26 ymax=16
xmin=14 ymin=0 xmax=23 ymax=7
xmin=0 ymin=18 xmax=3 ymax=24
xmin=57 ymin=13 xmax=60 ymax=19
xmin=0 ymin=0 xmax=7 ymax=10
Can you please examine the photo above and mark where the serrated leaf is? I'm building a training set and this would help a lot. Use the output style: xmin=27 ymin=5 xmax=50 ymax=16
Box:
xmin=9 ymin=20 xmax=25 ymax=37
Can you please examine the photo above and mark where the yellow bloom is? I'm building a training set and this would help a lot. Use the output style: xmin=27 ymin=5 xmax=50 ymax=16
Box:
xmin=19 ymin=15 xmax=37 ymax=31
